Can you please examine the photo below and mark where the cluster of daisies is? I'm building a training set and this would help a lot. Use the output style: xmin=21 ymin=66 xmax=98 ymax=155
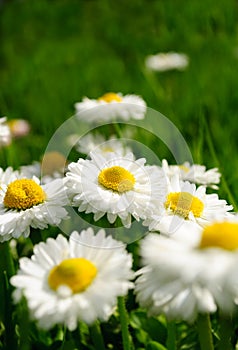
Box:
xmin=2 ymin=92 xmax=238 ymax=343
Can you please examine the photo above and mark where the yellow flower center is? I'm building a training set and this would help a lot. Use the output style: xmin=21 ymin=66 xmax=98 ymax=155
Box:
xmin=48 ymin=258 xmax=97 ymax=293
xmin=178 ymin=165 xmax=190 ymax=173
xmin=101 ymin=146 xmax=114 ymax=153
xmin=4 ymin=179 xmax=46 ymax=210
xmin=98 ymin=92 xmax=122 ymax=103
xmin=98 ymin=166 xmax=135 ymax=192
xmin=199 ymin=222 xmax=238 ymax=251
xmin=164 ymin=191 xmax=204 ymax=219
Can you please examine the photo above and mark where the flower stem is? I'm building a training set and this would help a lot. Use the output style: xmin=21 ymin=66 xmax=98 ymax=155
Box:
xmin=17 ymin=298 xmax=30 ymax=350
xmin=138 ymin=60 xmax=165 ymax=101
xmin=113 ymin=122 xmax=124 ymax=140
xmin=118 ymin=296 xmax=132 ymax=350
xmin=218 ymin=315 xmax=232 ymax=350
xmin=0 ymin=242 xmax=17 ymax=349
xmin=166 ymin=320 xmax=176 ymax=350
xmin=196 ymin=313 xmax=214 ymax=350
xmin=2 ymin=241 xmax=15 ymax=277
xmin=71 ymin=326 xmax=83 ymax=350
xmin=89 ymin=321 xmax=106 ymax=350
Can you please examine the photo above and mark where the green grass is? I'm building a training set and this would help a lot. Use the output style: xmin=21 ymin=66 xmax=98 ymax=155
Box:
xmin=1 ymin=0 xmax=238 ymax=349
xmin=1 ymin=0 xmax=238 ymax=198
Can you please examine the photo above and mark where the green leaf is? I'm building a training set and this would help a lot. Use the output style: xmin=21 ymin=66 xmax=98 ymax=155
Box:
xmin=130 ymin=310 xmax=167 ymax=345
xmin=146 ymin=341 xmax=167 ymax=350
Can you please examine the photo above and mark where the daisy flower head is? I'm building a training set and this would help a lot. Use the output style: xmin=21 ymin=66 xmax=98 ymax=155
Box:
xmin=10 ymin=228 xmax=134 ymax=330
xmin=41 ymin=151 xmax=67 ymax=183
xmin=20 ymin=152 xmax=67 ymax=184
xmin=8 ymin=118 xmax=31 ymax=138
xmin=0 ymin=177 xmax=68 ymax=242
xmin=19 ymin=162 xmax=41 ymax=179
xmin=135 ymin=217 xmax=238 ymax=323
xmin=0 ymin=116 xmax=12 ymax=147
xmin=162 ymin=159 xmax=221 ymax=189
xmin=145 ymin=52 xmax=189 ymax=72
xmin=144 ymin=175 xmax=232 ymax=242
xmin=75 ymin=133 xmax=132 ymax=157
xmin=74 ymin=92 xmax=147 ymax=123
xmin=66 ymin=151 xmax=166 ymax=228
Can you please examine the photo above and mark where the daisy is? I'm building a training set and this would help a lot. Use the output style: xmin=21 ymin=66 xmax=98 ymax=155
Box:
xmin=0 ymin=177 xmax=68 ymax=242
xmin=19 ymin=162 xmax=41 ymax=179
xmin=145 ymin=52 xmax=189 ymax=72
xmin=10 ymin=228 xmax=134 ymax=330
xmin=135 ymin=217 xmax=238 ymax=323
xmin=20 ymin=161 xmax=63 ymax=185
xmin=162 ymin=159 xmax=221 ymax=189
xmin=0 ymin=116 xmax=12 ymax=147
xmin=143 ymin=175 xmax=232 ymax=242
xmin=65 ymin=151 xmax=166 ymax=228
xmin=20 ymin=151 xmax=67 ymax=184
xmin=7 ymin=118 xmax=31 ymax=138
xmin=74 ymin=133 xmax=131 ymax=156
xmin=74 ymin=92 xmax=147 ymax=122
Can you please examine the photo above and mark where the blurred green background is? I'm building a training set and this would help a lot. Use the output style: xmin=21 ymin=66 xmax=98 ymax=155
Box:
xmin=1 ymin=0 xmax=238 ymax=203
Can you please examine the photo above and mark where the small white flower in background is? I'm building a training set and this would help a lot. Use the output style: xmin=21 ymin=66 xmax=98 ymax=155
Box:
xmin=143 ymin=174 xmax=232 ymax=244
xmin=162 ymin=159 xmax=221 ymax=189
xmin=41 ymin=151 xmax=67 ymax=183
xmin=11 ymin=228 xmax=134 ymax=330
xmin=74 ymin=133 xmax=132 ymax=156
xmin=19 ymin=162 xmax=41 ymax=179
xmin=74 ymin=92 xmax=147 ymax=122
xmin=135 ymin=217 xmax=238 ymax=323
xmin=7 ymin=119 xmax=31 ymax=138
xmin=20 ymin=151 xmax=67 ymax=184
xmin=145 ymin=52 xmax=189 ymax=72
xmin=65 ymin=151 xmax=166 ymax=228
xmin=0 ymin=177 xmax=68 ymax=242
xmin=0 ymin=117 xmax=12 ymax=147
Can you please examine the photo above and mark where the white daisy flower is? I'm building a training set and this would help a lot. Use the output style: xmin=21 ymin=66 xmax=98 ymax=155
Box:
xmin=74 ymin=92 xmax=147 ymax=122
xmin=0 ymin=177 xmax=68 ymax=241
xmin=19 ymin=162 xmax=41 ymax=178
xmin=8 ymin=118 xmax=31 ymax=138
xmin=66 ymin=152 xmax=166 ymax=228
xmin=145 ymin=52 xmax=189 ymax=72
xmin=162 ymin=159 xmax=221 ymax=189
xmin=143 ymin=175 xmax=232 ymax=241
xmin=0 ymin=117 xmax=12 ymax=147
xmin=135 ymin=217 xmax=238 ymax=323
xmin=10 ymin=228 xmax=134 ymax=330
xmin=74 ymin=133 xmax=132 ymax=156
xmin=20 ymin=152 xmax=67 ymax=184
xmin=20 ymin=162 xmax=63 ymax=185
